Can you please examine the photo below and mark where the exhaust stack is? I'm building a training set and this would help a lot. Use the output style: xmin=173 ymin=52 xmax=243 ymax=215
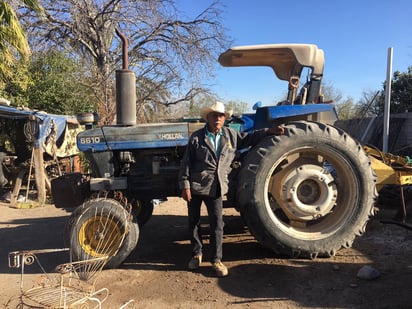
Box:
xmin=115 ymin=28 xmax=136 ymax=126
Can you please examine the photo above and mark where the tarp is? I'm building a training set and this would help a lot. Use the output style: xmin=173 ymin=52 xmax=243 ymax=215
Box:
xmin=0 ymin=104 xmax=82 ymax=157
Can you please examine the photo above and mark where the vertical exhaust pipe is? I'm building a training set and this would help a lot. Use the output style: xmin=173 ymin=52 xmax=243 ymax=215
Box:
xmin=115 ymin=28 xmax=136 ymax=126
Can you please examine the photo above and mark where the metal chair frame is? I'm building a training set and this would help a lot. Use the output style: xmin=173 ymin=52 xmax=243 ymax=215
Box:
xmin=7 ymin=198 xmax=131 ymax=308
xmin=8 ymin=248 xmax=110 ymax=308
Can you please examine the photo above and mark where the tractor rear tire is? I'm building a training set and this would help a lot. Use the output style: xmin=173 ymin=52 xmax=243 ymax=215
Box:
xmin=237 ymin=121 xmax=377 ymax=258
xmin=68 ymin=198 xmax=139 ymax=268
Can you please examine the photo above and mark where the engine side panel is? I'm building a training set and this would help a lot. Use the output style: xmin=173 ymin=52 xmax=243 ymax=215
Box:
xmin=77 ymin=122 xmax=191 ymax=152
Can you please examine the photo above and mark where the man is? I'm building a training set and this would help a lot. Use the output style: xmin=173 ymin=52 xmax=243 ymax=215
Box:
xmin=178 ymin=101 xmax=284 ymax=277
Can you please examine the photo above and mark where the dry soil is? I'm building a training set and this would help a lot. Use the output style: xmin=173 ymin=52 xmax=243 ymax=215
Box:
xmin=1 ymin=197 xmax=412 ymax=308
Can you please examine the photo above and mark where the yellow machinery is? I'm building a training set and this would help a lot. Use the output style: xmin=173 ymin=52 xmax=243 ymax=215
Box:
xmin=366 ymin=145 xmax=412 ymax=228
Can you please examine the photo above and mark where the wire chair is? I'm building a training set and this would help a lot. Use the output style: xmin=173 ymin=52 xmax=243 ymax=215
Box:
xmin=8 ymin=200 xmax=131 ymax=308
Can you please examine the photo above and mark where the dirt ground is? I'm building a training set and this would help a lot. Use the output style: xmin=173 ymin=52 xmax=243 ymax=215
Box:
xmin=1 ymin=196 xmax=412 ymax=309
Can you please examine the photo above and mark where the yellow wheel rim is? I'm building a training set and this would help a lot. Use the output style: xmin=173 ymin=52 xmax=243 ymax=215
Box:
xmin=78 ymin=215 xmax=123 ymax=257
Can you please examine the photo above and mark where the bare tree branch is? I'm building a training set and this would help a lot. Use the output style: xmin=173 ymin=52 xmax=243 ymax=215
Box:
xmin=19 ymin=0 xmax=230 ymax=123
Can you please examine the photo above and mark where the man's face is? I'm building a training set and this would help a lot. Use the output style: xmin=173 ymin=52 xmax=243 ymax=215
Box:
xmin=207 ymin=112 xmax=226 ymax=133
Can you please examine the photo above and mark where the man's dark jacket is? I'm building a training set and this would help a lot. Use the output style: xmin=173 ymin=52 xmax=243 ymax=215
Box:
xmin=178 ymin=125 xmax=267 ymax=197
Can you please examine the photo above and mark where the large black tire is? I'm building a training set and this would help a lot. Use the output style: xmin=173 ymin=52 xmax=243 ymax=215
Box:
xmin=68 ymin=198 xmax=139 ymax=268
xmin=64 ymin=200 xmax=94 ymax=247
xmin=133 ymin=199 xmax=154 ymax=227
xmin=237 ymin=121 xmax=377 ymax=258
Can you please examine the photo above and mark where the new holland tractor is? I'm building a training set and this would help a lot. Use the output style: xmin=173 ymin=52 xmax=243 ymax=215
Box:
xmin=52 ymin=42 xmax=412 ymax=268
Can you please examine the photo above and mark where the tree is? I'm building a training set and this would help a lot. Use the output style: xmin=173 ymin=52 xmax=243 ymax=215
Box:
xmin=354 ymin=90 xmax=381 ymax=118
xmin=226 ymin=100 xmax=248 ymax=116
xmin=0 ymin=59 xmax=30 ymax=104
xmin=389 ymin=67 xmax=412 ymax=113
xmin=26 ymin=50 xmax=98 ymax=114
xmin=335 ymin=97 xmax=355 ymax=120
xmin=354 ymin=67 xmax=412 ymax=117
xmin=21 ymin=0 xmax=229 ymax=124
xmin=0 ymin=0 xmax=43 ymax=82
xmin=321 ymin=80 xmax=343 ymax=104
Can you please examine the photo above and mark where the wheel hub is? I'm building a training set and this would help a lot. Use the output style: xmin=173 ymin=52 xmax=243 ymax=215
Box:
xmin=281 ymin=164 xmax=337 ymax=221
xmin=79 ymin=215 xmax=122 ymax=257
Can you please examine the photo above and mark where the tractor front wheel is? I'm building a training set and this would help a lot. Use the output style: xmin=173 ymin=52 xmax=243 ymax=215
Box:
xmin=68 ymin=198 xmax=139 ymax=268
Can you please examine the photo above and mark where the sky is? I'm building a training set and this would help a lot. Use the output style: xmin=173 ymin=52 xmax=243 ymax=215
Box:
xmin=177 ymin=0 xmax=412 ymax=111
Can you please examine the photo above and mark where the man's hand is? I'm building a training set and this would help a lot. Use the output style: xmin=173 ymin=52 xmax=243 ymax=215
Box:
xmin=266 ymin=126 xmax=285 ymax=136
xmin=182 ymin=188 xmax=192 ymax=202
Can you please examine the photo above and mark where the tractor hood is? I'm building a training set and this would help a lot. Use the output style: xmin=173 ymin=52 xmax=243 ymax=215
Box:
xmin=218 ymin=44 xmax=324 ymax=81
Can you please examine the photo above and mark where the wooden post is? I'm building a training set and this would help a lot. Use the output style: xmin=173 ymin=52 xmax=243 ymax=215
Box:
xmin=33 ymin=146 xmax=46 ymax=204
xmin=10 ymin=169 xmax=25 ymax=207
xmin=28 ymin=114 xmax=47 ymax=205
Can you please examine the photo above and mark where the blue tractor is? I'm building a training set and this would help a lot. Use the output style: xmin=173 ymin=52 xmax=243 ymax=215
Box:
xmin=52 ymin=43 xmax=377 ymax=267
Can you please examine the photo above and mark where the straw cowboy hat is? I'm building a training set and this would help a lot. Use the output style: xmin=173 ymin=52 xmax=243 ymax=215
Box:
xmin=200 ymin=101 xmax=232 ymax=121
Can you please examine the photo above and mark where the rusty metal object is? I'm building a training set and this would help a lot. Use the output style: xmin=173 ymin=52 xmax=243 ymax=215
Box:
xmin=115 ymin=28 xmax=128 ymax=70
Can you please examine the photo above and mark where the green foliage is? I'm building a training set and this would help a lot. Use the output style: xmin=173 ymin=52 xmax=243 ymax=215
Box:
xmin=0 ymin=59 xmax=31 ymax=105
xmin=389 ymin=67 xmax=412 ymax=113
xmin=0 ymin=1 xmax=30 ymax=67
xmin=353 ymin=67 xmax=412 ymax=116
xmin=0 ymin=0 xmax=43 ymax=82
xmin=25 ymin=50 xmax=98 ymax=114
